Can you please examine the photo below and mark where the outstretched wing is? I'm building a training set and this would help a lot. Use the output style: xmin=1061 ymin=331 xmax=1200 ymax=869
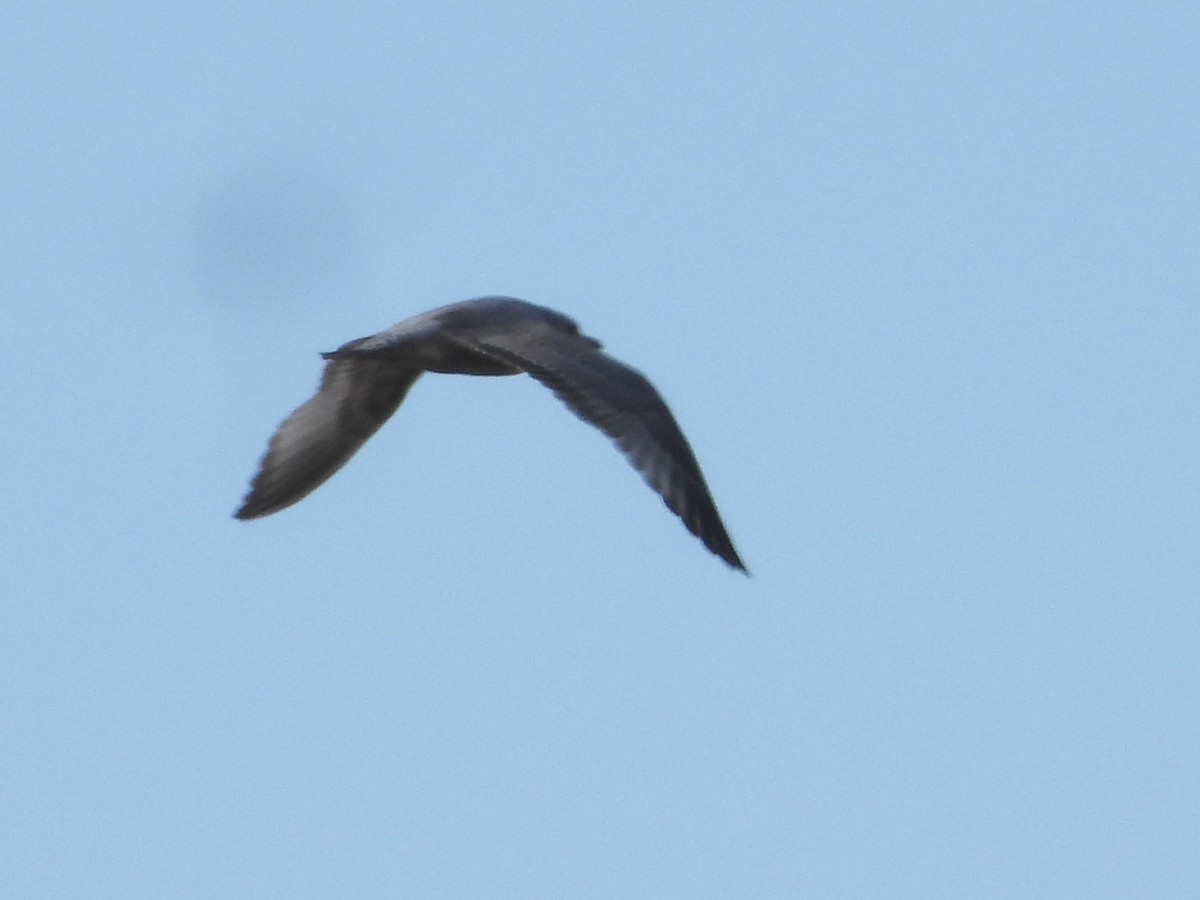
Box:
xmin=448 ymin=327 xmax=746 ymax=572
xmin=235 ymin=343 xmax=421 ymax=519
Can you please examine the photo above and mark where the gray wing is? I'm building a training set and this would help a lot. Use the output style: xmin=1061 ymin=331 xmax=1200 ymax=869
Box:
xmin=235 ymin=340 xmax=421 ymax=519
xmin=447 ymin=327 xmax=747 ymax=572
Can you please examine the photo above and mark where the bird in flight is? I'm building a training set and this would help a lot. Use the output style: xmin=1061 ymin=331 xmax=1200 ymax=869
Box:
xmin=235 ymin=297 xmax=746 ymax=572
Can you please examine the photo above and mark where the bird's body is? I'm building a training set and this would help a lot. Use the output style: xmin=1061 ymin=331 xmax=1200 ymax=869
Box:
xmin=236 ymin=297 xmax=745 ymax=572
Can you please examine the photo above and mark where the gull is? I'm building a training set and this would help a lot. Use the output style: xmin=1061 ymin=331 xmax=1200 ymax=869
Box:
xmin=235 ymin=296 xmax=746 ymax=572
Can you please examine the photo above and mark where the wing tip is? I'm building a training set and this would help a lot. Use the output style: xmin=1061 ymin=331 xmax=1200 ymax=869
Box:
xmin=711 ymin=539 xmax=750 ymax=575
xmin=233 ymin=481 xmax=286 ymax=520
xmin=725 ymin=553 xmax=751 ymax=576
xmin=232 ymin=496 xmax=265 ymax=520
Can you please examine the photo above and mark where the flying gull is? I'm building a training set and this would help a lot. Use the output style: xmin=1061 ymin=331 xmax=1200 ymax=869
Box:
xmin=235 ymin=296 xmax=746 ymax=572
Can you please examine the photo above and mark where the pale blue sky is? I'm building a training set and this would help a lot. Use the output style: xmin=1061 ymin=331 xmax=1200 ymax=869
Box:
xmin=3 ymin=3 xmax=1197 ymax=897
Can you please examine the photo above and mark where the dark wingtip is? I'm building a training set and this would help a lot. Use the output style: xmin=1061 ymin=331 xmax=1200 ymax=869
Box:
xmin=233 ymin=485 xmax=274 ymax=520
xmin=715 ymin=543 xmax=750 ymax=575
xmin=683 ymin=500 xmax=747 ymax=575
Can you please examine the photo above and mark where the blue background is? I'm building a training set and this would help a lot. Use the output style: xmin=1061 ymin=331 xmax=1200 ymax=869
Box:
xmin=3 ymin=3 xmax=1197 ymax=896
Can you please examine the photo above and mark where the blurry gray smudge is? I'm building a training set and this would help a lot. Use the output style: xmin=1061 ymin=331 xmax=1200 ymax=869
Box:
xmin=194 ymin=159 xmax=363 ymax=327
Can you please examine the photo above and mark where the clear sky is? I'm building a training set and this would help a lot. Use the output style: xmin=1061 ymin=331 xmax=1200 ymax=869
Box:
xmin=3 ymin=3 xmax=1197 ymax=897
